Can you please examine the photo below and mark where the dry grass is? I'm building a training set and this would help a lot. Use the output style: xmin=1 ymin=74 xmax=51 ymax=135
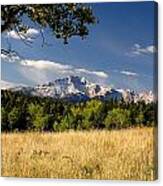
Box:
xmin=1 ymin=127 xmax=157 ymax=180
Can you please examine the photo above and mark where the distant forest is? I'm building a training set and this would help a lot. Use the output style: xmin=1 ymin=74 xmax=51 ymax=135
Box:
xmin=1 ymin=90 xmax=157 ymax=132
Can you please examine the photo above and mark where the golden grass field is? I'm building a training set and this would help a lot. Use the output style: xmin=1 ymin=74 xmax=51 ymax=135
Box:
xmin=1 ymin=127 xmax=157 ymax=180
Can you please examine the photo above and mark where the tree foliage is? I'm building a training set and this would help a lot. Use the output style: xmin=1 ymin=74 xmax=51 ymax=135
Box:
xmin=8 ymin=107 xmax=21 ymax=130
xmin=1 ymin=90 xmax=157 ymax=132
xmin=28 ymin=103 xmax=49 ymax=131
xmin=104 ymin=108 xmax=131 ymax=129
xmin=1 ymin=4 xmax=96 ymax=45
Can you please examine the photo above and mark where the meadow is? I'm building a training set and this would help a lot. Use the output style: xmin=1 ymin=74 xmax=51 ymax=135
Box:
xmin=1 ymin=127 xmax=157 ymax=180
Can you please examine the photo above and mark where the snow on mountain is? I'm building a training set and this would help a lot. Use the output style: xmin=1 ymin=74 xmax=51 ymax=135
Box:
xmin=6 ymin=76 xmax=154 ymax=103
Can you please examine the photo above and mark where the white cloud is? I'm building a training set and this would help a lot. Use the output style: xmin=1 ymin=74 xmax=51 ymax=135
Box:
xmin=5 ymin=28 xmax=39 ymax=41
xmin=146 ymin=45 xmax=156 ymax=53
xmin=1 ymin=54 xmax=108 ymax=86
xmin=127 ymin=44 xmax=157 ymax=56
xmin=134 ymin=44 xmax=141 ymax=49
xmin=6 ymin=30 xmax=20 ymax=40
xmin=1 ymin=80 xmax=26 ymax=89
xmin=1 ymin=53 xmax=8 ymax=60
xmin=76 ymin=68 xmax=108 ymax=78
xmin=21 ymin=60 xmax=72 ymax=70
xmin=120 ymin=70 xmax=138 ymax=77
xmin=26 ymin=28 xmax=39 ymax=36
xmin=1 ymin=53 xmax=20 ymax=62
xmin=20 ymin=60 xmax=108 ymax=79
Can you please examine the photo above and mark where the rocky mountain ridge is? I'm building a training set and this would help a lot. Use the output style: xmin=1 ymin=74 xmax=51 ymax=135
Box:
xmin=4 ymin=76 xmax=154 ymax=103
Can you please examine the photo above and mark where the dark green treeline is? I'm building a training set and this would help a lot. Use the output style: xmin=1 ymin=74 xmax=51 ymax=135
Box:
xmin=1 ymin=90 xmax=157 ymax=132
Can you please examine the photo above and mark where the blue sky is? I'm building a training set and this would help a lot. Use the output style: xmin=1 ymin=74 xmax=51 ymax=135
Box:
xmin=1 ymin=1 xmax=157 ymax=92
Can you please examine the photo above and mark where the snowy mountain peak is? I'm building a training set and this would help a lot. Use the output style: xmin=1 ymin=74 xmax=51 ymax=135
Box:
xmin=2 ymin=76 xmax=154 ymax=103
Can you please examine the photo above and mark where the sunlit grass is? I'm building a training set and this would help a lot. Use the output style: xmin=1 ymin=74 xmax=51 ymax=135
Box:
xmin=1 ymin=127 xmax=157 ymax=180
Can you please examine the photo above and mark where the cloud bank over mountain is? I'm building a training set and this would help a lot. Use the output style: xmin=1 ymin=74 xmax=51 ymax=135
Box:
xmin=1 ymin=54 xmax=108 ymax=87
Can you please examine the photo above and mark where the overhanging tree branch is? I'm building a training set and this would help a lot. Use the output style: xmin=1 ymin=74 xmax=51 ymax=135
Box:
xmin=1 ymin=4 xmax=96 ymax=42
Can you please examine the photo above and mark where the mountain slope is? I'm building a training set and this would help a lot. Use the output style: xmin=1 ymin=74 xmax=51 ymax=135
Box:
xmin=6 ymin=76 xmax=154 ymax=103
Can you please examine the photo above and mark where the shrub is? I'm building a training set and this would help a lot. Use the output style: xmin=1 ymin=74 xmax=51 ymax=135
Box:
xmin=8 ymin=107 xmax=21 ymax=131
xmin=104 ymin=108 xmax=131 ymax=129
xmin=28 ymin=103 xmax=49 ymax=131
